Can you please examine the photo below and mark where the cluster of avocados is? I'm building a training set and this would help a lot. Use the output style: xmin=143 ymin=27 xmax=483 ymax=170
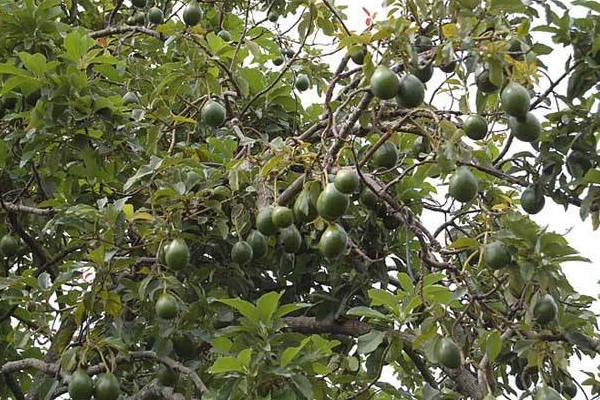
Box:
xmin=68 ymin=369 xmax=120 ymax=400
xmin=125 ymin=0 xmax=165 ymax=26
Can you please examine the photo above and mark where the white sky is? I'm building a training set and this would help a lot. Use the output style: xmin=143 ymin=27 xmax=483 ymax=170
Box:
xmin=294 ymin=0 xmax=600 ymax=398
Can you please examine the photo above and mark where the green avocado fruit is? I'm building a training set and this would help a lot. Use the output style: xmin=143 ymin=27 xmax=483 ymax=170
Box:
xmin=319 ymin=224 xmax=348 ymax=259
xmin=448 ymin=167 xmax=478 ymax=202
xmin=316 ymin=183 xmax=350 ymax=221
xmin=371 ymin=66 xmax=400 ymax=100
xmin=483 ymin=241 xmax=512 ymax=269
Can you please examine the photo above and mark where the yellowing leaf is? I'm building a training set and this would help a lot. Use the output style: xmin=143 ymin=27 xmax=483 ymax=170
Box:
xmin=442 ymin=23 xmax=459 ymax=39
xmin=131 ymin=212 xmax=154 ymax=221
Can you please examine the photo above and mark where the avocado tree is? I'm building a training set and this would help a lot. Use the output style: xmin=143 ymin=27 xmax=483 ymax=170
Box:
xmin=1 ymin=0 xmax=600 ymax=399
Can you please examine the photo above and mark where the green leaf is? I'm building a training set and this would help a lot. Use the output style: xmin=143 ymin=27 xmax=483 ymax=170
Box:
xmin=290 ymin=374 xmax=313 ymax=400
xmin=256 ymin=291 xmax=282 ymax=323
xmin=357 ymin=330 xmax=385 ymax=354
xmin=448 ymin=237 xmax=479 ymax=250
xmin=18 ymin=52 xmax=47 ymax=76
xmin=237 ymin=348 xmax=252 ymax=369
xmin=215 ymin=298 xmax=260 ymax=322
xmin=275 ymin=303 xmax=310 ymax=318
xmin=485 ymin=330 xmax=502 ymax=363
xmin=209 ymin=356 xmax=244 ymax=374
xmin=346 ymin=306 xmax=387 ymax=319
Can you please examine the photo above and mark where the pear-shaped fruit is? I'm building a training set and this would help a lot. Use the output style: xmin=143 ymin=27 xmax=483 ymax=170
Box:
xmin=464 ymin=115 xmax=488 ymax=140
xmin=217 ymin=29 xmax=231 ymax=41
xmin=534 ymin=294 xmax=558 ymax=325
xmin=201 ymin=101 xmax=226 ymax=127
xmin=501 ymin=82 xmax=531 ymax=118
xmin=231 ymin=241 xmax=253 ymax=264
xmin=165 ymin=238 xmax=189 ymax=270
xmin=183 ymin=3 xmax=202 ymax=26
xmin=359 ymin=187 xmax=378 ymax=209
xmin=372 ymin=141 xmax=398 ymax=169
xmin=94 ymin=373 xmax=120 ymax=400
xmin=147 ymin=7 xmax=164 ymax=24
xmin=247 ymin=230 xmax=268 ymax=259
xmin=448 ymin=167 xmax=478 ymax=202
xmin=350 ymin=49 xmax=366 ymax=65
xmin=155 ymin=293 xmax=178 ymax=320
xmin=437 ymin=338 xmax=462 ymax=369
xmin=316 ymin=183 xmax=349 ymax=221
xmin=371 ymin=66 xmax=400 ymax=100
xmin=0 ymin=234 xmax=18 ymax=257
xmin=68 ymin=369 xmax=94 ymax=400
xmin=521 ymin=186 xmax=545 ymax=214
xmin=319 ymin=224 xmax=348 ymax=259
xmin=509 ymin=112 xmax=541 ymax=142
xmin=483 ymin=241 xmax=512 ymax=269
xmin=256 ymin=206 xmax=279 ymax=235
xmin=280 ymin=224 xmax=302 ymax=254
xmin=295 ymin=74 xmax=310 ymax=91
xmin=476 ymin=69 xmax=502 ymax=93
xmin=397 ymin=74 xmax=425 ymax=108
xmin=272 ymin=206 xmax=293 ymax=228
xmin=334 ymin=169 xmax=360 ymax=194
xmin=268 ymin=10 xmax=279 ymax=22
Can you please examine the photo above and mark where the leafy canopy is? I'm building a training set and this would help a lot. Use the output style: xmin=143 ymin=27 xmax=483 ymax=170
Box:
xmin=0 ymin=0 xmax=600 ymax=400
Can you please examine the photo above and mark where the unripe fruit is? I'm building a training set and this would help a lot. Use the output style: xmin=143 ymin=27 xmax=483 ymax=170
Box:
xmin=280 ymin=224 xmax=302 ymax=254
xmin=397 ymin=74 xmax=425 ymax=108
xmin=437 ymin=338 xmax=462 ymax=369
xmin=147 ymin=7 xmax=164 ymax=24
xmin=231 ymin=241 xmax=253 ymax=264
xmin=534 ymin=294 xmax=558 ymax=325
xmin=372 ymin=141 xmax=398 ymax=169
xmin=319 ymin=224 xmax=348 ymax=259
xmin=271 ymin=206 xmax=293 ymax=228
xmin=413 ymin=63 xmax=434 ymax=83
xmin=448 ymin=167 xmax=478 ymax=203
xmin=483 ymin=241 xmax=512 ymax=269
xmin=359 ymin=187 xmax=378 ymax=209
xmin=183 ymin=4 xmax=202 ymax=26
xmin=440 ymin=60 xmax=458 ymax=73
xmin=155 ymin=293 xmax=178 ymax=320
xmin=94 ymin=373 xmax=120 ymax=400
xmin=68 ymin=369 xmax=94 ymax=400
xmin=521 ymin=186 xmax=545 ymax=214
xmin=295 ymin=74 xmax=310 ymax=91
xmin=350 ymin=49 xmax=366 ymax=65
xmin=501 ymin=82 xmax=531 ymax=118
xmin=273 ymin=57 xmax=284 ymax=66
xmin=370 ymin=66 xmax=400 ymax=100
xmin=201 ymin=101 xmax=226 ymax=127
xmin=256 ymin=206 xmax=279 ymax=235
xmin=334 ymin=169 xmax=360 ymax=194
xmin=463 ymin=115 xmax=488 ymax=140
xmin=476 ymin=69 xmax=502 ymax=93
xmin=247 ymin=230 xmax=268 ymax=258
xmin=164 ymin=238 xmax=189 ymax=270
xmin=293 ymin=187 xmax=319 ymax=224
xmin=509 ymin=112 xmax=541 ymax=142
xmin=268 ymin=11 xmax=279 ymax=22
xmin=0 ymin=234 xmax=18 ymax=257
xmin=217 ymin=29 xmax=231 ymax=41
xmin=316 ymin=183 xmax=349 ymax=221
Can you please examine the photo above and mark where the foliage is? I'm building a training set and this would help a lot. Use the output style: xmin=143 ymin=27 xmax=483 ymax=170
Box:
xmin=0 ymin=0 xmax=599 ymax=400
